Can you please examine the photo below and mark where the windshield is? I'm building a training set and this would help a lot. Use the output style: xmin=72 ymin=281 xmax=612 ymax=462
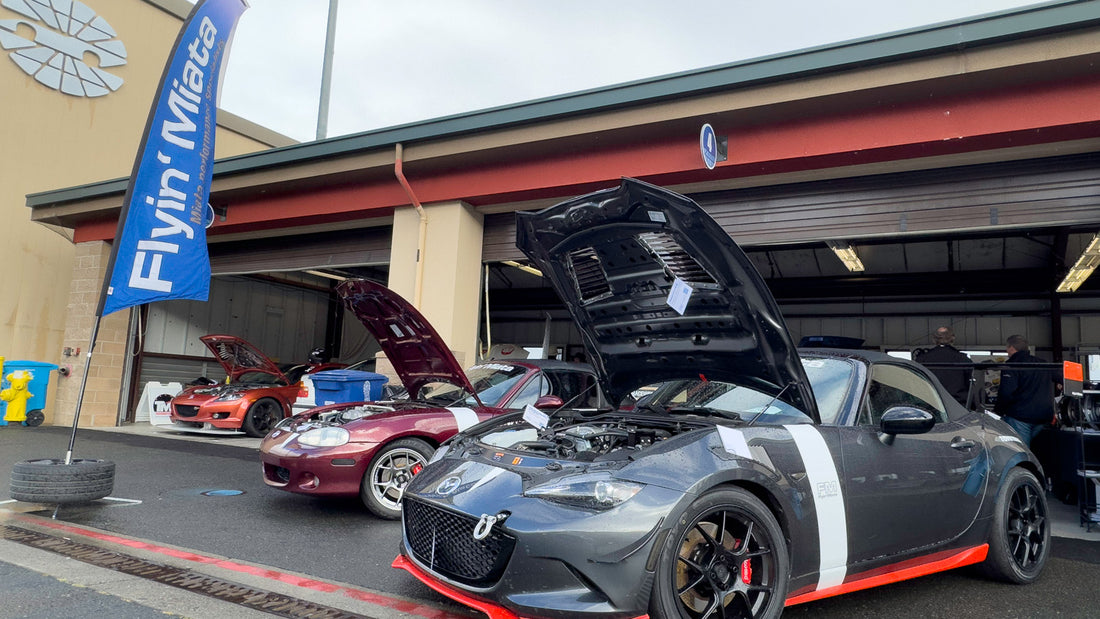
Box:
xmin=416 ymin=363 xmax=529 ymax=407
xmin=234 ymin=371 xmax=287 ymax=385
xmin=800 ymin=356 xmax=856 ymax=424
xmin=628 ymin=357 xmax=855 ymax=424
xmin=633 ymin=379 xmax=810 ymax=424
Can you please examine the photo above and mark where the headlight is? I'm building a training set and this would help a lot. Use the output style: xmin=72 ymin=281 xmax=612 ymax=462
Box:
xmin=524 ymin=473 xmax=643 ymax=510
xmin=297 ymin=427 xmax=350 ymax=448
xmin=273 ymin=417 xmax=296 ymax=431
xmin=213 ymin=390 xmax=246 ymax=402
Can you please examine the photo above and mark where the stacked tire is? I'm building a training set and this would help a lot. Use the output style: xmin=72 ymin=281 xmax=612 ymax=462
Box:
xmin=10 ymin=458 xmax=115 ymax=504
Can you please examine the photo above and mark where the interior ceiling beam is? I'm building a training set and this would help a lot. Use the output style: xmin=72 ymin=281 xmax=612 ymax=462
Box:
xmin=485 ymin=266 xmax=1100 ymax=312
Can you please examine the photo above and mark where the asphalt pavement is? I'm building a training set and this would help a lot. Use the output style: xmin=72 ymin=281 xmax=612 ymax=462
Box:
xmin=2 ymin=423 xmax=1100 ymax=618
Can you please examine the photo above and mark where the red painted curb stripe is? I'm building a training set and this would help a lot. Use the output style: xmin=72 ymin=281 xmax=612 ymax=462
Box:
xmin=14 ymin=513 xmax=462 ymax=619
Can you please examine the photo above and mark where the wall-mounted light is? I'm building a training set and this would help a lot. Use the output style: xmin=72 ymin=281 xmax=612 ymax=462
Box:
xmin=826 ymin=241 xmax=865 ymax=272
xmin=502 ymin=260 xmax=543 ymax=277
xmin=1057 ymin=233 xmax=1100 ymax=293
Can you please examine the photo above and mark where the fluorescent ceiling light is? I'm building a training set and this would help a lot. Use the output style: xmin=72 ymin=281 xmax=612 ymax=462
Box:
xmin=826 ymin=241 xmax=865 ymax=272
xmin=304 ymin=270 xmax=348 ymax=281
xmin=1058 ymin=233 xmax=1100 ymax=293
xmin=502 ymin=260 xmax=543 ymax=277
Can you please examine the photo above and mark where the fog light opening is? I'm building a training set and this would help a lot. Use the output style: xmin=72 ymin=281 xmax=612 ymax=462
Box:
xmin=299 ymin=473 xmax=319 ymax=490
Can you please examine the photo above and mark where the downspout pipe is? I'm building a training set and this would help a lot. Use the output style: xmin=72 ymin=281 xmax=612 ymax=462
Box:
xmin=394 ymin=143 xmax=427 ymax=308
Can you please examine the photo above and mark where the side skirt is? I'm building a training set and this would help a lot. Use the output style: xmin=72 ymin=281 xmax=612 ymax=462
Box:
xmin=785 ymin=544 xmax=989 ymax=607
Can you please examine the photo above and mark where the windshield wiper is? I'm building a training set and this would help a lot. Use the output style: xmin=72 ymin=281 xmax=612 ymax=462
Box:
xmin=633 ymin=402 xmax=668 ymax=416
xmin=667 ymin=406 xmax=742 ymax=421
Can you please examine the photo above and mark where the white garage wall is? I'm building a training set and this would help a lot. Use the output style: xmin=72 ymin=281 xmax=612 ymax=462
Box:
xmin=143 ymin=276 xmax=329 ymax=365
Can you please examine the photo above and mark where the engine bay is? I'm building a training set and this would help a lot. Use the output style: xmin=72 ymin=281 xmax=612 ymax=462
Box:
xmin=483 ymin=413 xmax=707 ymax=462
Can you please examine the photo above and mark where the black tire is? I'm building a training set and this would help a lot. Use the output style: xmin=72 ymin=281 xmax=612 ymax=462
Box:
xmin=242 ymin=398 xmax=283 ymax=438
xmin=361 ymin=438 xmax=433 ymax=520
xmin=10 ymin=458 xmax=115 ymax=504
xmin=650 ymin=487 xmax=789 ymax=619
xmin=24 ymin=409 xmax=44 ymax=427
xmin=980 ymin=467 xmax=1050 ymax=584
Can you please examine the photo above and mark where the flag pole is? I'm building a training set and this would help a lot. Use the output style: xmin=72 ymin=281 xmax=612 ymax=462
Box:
xmin=64 ymin=317 xmax=102 ymax=465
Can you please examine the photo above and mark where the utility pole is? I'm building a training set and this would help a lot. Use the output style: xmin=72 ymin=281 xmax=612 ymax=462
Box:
xmin=317 ymin=0 xmax=339 ymax=140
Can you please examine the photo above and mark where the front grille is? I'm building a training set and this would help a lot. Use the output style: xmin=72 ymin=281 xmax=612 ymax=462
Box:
xmin=403 ymin=498 xmax=515 ymax=588
xmin=174 ymin=405 xmax=199 ymax=418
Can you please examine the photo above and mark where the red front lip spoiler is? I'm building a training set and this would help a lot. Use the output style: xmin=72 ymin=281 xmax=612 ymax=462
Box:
xmin=396 ymin=543 xmax=989 ymax=616
xmin=392 ymin=554 xmax=649 ymax=619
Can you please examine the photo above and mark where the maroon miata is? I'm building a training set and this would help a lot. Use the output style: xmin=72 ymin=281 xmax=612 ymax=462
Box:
xmin=260 ymin=280 xmax=602 ymax=519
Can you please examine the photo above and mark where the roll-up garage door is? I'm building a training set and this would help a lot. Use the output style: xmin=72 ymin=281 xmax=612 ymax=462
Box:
xmin=481 ymin=154 xmax=1100 ymax=262
xmin=210 ymin=226 xmax=392 ymax=275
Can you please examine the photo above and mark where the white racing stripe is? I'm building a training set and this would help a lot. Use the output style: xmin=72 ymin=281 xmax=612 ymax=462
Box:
xmin=447 ymin=407 xmax=481 ymax=431
xmin=785 ymin=424 xmax=848 ymax=590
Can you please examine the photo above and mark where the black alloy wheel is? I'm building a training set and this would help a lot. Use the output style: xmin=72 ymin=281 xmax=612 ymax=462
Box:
xmin=980 ymin=467 xmax=1050 ymax=584
xmin=651 ymin=487 xmax=788 ymax=619
xmin=242 ymin=398 xmax=283 ymax=438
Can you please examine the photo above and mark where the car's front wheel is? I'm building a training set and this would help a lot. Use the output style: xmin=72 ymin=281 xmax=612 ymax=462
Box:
xmin=361 ymin=438 xmax=432 ymax=520
xmin=650 ymin=487 xmax=788 ymax=619
xmin=242 ymin=398 xmax=283 ymax=437
xmin=980 ymin=467 xmax=1050 ymax=583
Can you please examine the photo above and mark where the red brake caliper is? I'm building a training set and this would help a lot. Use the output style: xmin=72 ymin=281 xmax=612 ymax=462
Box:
xmin=411 ymin=463 xmax=423 ymax=475
xmin=740 ymin=559 xmax=753 ymax=584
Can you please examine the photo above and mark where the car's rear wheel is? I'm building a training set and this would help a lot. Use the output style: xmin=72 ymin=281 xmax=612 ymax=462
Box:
xmin=242 ymin=398 xmax=283 ymax=438
xmin=361 ymin=438 xmax=432 ymax=520
xmin=651 ymin=487 xmax=788 ymax=619
xmin=980 ymin=467 xmax=1049 ymax=583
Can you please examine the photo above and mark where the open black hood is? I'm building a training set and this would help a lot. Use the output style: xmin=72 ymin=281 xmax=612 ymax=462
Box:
xmin=515 ymin=178 xmax=818 ymax=421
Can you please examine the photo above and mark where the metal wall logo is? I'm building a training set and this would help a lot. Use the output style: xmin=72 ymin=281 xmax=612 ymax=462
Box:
xmin=0 ymin=0 xmax=126 ymax=97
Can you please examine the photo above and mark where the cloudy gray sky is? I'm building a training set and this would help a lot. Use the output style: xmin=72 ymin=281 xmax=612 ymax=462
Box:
xmin=213 ymin=0 xmax=1044 ymax=142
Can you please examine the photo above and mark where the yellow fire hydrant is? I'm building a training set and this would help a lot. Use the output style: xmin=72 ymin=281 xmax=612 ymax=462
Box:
xmin=1 ymin=369 xmax=33 ymax=426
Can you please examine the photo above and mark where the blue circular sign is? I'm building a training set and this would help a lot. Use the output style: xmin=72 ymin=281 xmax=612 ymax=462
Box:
xmin=700 ymin=123 xmax=718 ymax=170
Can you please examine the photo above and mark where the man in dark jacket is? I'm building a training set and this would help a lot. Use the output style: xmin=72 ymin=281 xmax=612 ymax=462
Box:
xmin=994 ymin=334 xmax=1056 ymax=446
xmin=915 ymin=326 xmax=973 ymax=407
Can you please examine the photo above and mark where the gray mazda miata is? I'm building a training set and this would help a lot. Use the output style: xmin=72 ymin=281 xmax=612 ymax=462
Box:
xmin=393 ymin=178 xmax=1049 ymax=619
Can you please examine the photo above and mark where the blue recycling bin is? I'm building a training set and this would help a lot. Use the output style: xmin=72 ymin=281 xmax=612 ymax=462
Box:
xmin=0 ymin=360 xmax=59 ymax=422
xmin=310 ymin=369 xmax=388 ymax=405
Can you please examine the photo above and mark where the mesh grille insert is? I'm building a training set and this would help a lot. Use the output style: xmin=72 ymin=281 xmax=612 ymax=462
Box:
xmin=403 ymin=498 xmax=515 ymax=588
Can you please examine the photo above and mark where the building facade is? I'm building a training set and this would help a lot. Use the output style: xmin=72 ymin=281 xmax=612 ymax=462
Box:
xmin=2 ymin=0 xmax=292 ymax=425
xmin=25 ymin=0 xmax=1100 ymax=426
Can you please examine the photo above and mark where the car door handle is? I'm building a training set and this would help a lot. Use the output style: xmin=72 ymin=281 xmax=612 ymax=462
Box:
xmin=950 ymin=437 xmax=976 ymax=450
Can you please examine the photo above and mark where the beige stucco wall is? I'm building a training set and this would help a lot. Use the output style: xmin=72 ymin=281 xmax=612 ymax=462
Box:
xmin=0 ymin=0 xmax=285 ymax=425
xmin=383 ymin=202 xmax=485 ymax=379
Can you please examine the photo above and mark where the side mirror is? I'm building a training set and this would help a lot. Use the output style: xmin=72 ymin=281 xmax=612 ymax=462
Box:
xmin=534 ymin=395 xmax=563 ymax=410
xmin=880 ymin=406 xmax=936 ymax=436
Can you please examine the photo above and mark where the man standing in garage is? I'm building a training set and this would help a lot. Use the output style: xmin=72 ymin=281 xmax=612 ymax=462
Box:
xmin=916 ymin=326 xmax=973 ymax=407
xmin=995 ymin=334 xmax=1057 ymax=446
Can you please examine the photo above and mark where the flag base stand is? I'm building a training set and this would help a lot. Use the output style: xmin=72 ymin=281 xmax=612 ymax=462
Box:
xmin=9 ymin=318 xmax=115 ymax=505
xmin=8 ymin=457 xmax=115 ymax=505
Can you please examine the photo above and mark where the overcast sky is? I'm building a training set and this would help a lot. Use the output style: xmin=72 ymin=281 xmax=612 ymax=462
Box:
xmin=212 ymin=0 xmax=1045 ymax=142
